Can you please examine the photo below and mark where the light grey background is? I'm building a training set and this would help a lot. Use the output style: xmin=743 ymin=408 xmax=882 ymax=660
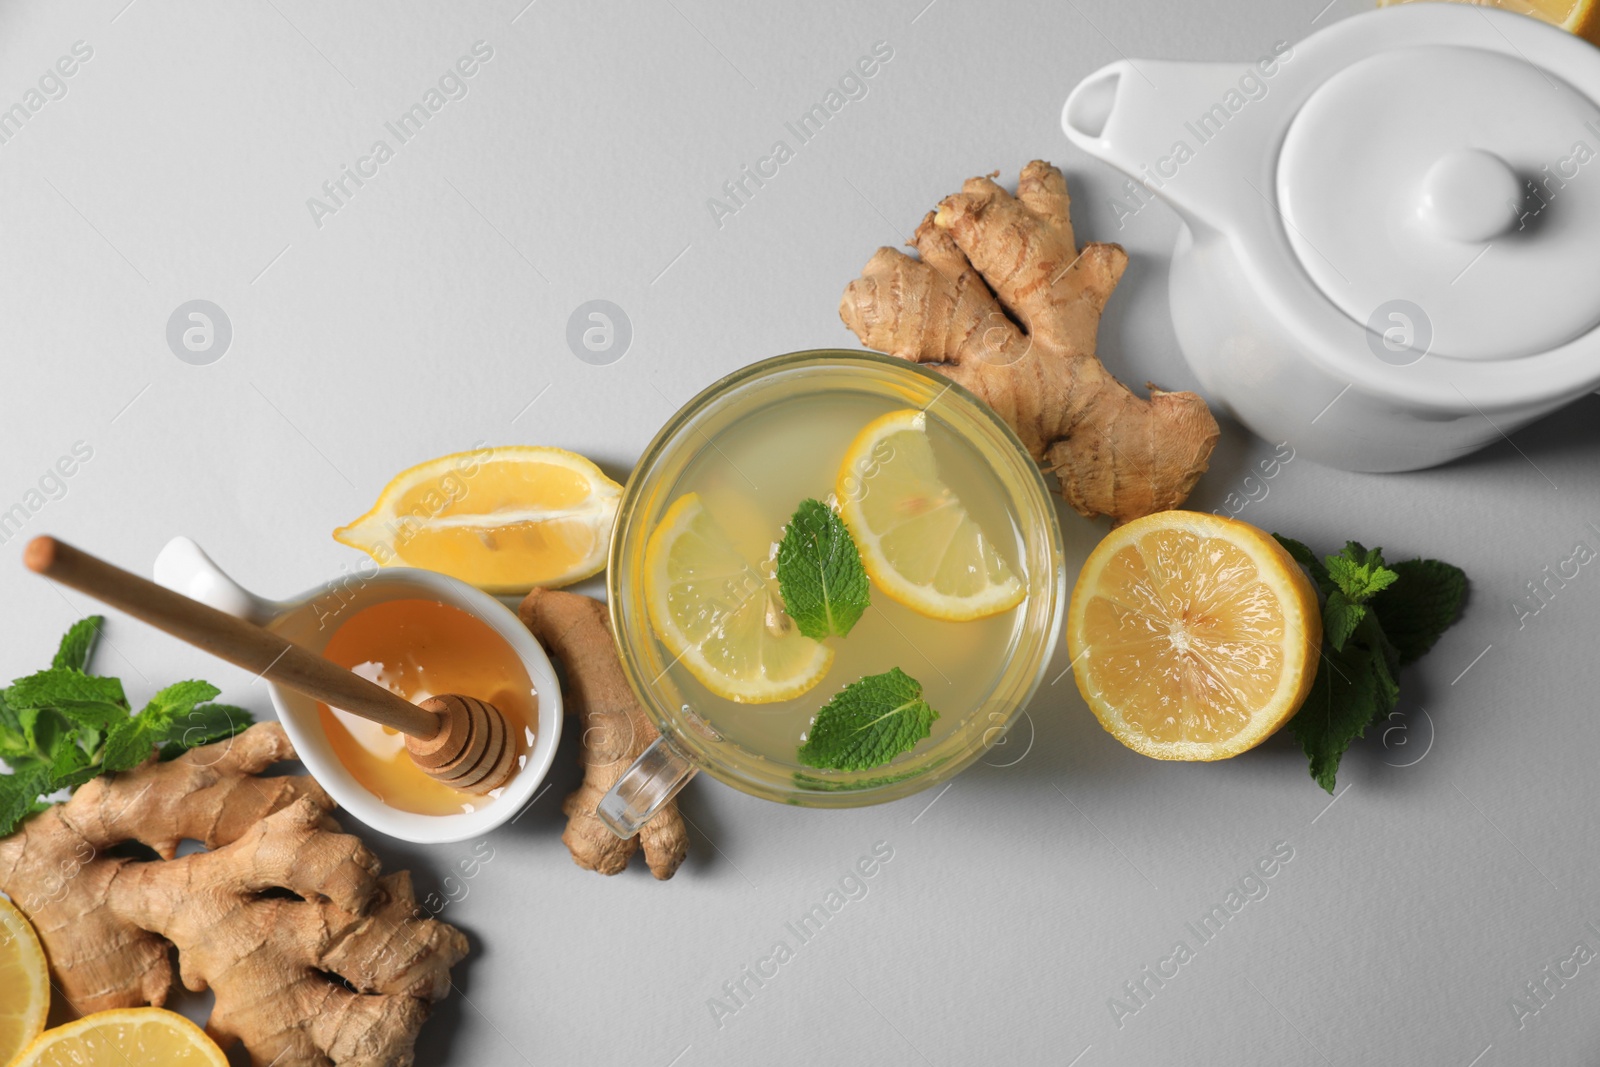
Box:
xmin=3 ymin=1 xmax=1597 ymax=1064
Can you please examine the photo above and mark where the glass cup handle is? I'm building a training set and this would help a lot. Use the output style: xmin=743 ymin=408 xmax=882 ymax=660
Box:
xmin=596 ymin=735 xmax=698 ymax=839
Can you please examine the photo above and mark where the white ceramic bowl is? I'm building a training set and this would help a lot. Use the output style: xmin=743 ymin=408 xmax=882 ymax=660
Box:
xmin=154 ymin=536 xmax=562 ymax=844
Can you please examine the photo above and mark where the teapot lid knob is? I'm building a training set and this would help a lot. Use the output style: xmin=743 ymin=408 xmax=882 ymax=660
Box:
xmin=1417 ymin=148 xmax=1521 ymax=242
xmin=1275 ymin=44 xmax=1600 ymax=361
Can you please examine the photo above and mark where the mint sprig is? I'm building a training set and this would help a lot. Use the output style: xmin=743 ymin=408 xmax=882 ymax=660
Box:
xmin=1274 ymin=537 xmax=1466 ymax=792
xmin=0 ymin=616 xmax=252 ymax=835
xmin=1317 ymin=542 xmax=1398 ymax=652
xmin=797 ymin=667 xmax=937 ymax=772
xmin=776 ymin=498 xmax=870 ymax=640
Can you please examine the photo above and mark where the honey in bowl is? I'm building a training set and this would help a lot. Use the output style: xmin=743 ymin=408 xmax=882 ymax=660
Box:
xmin=316 ymin=598 xmax=536 ymax=815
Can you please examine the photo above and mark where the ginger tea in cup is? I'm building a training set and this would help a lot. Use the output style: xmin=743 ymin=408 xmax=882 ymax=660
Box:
xmin=599 ymin=351 xmax=1064 ymax=834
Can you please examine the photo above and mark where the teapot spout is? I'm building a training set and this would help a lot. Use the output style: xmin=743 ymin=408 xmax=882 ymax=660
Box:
xmin=1063 ymin=55 xmax=1291 ymax=229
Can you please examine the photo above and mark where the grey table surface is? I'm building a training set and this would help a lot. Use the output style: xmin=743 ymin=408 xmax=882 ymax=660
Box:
xmin=4 ymin=1 xmax=1598 ymax=1064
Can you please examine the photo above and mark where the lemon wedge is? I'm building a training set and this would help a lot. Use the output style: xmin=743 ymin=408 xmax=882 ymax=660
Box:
xmin=0 ymin=895 xmax=48 ymax=1064
xmin=835 ymin=408 xmax=1024 ymax=622
xmin=1067 ymin=510 xmax=1322 ymax=761
xmin=644 ymin=493 xmax=833 ymax=703
xmin=335 ymin=445 xmax=621 ymax=593
xmin=16 ymin=1008 xmax=226 ymax=1067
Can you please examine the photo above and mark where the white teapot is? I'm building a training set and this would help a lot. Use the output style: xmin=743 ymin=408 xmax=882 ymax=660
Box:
xmin=1062 ymin=4 xmax=1600 ymax=471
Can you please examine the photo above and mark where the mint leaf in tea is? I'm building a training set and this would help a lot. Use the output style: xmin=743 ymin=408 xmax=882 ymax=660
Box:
xmin=798 ymin=667 xmax=938 ymax=772
xmin=777 ymin=498 xmax=870 ymax=640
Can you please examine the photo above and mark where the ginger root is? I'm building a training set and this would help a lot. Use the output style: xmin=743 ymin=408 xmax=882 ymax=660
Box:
xmin=0 ymin=723 xmax=467 ymax=1067
xmin=520 ymin=588 xmax=689 ymax=880
xmin=839 ymin=161 xmax=1219 ymax=524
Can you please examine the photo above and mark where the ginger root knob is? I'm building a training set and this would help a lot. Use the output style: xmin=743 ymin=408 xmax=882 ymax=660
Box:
xmin=839 ymin=161 xmax=1219 ymax=524
xmin=520 ymin=588 xmax=689 ymax=880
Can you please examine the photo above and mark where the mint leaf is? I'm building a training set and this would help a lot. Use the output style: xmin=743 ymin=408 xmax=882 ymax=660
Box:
xmin=22 ymin=707 xmax=71 ymax=765
xmin=140 ymin=680 xmax=222 ymax=734
xmin=798 ymin=668 xmax=937 ymax=772
xmin=1325 ymin=543 xmax=1399 ymax=602
xmin=1363 ymin=567 xmax=1400 ymax=598
xmin=777 ymin=498 xmax=870 ymax=640
xmin=0 ymin=690 xmax=28 ymax=762
xmin=51 ymin=762 xmax=102 ymax=792
xmin=52 ymin=615 xmax=104 ymax=672
xmin=1292 ymin=645 xmax=1378 ymax=793
xmin=5 ymin=669 xmax=129 ymax=728
xmin=48 ymin=730 xmax=93 ymax=784
xmin=1323 ymin=590 xmax=1366 ymax=652
xmin=1373 ymin=558 xmax=1467 ymax=667
xmin=1290 ymin=610 xmax=1399 ymax=792
xmin=102 ymin=719 xmax=157 ymax=773
xmin=0 ymin=766 xmax=52 ymax=836
xmin=158 ymin=703 xmax=252 ymax=760
xmin=0 ymin=753 xmax=44 ymax=777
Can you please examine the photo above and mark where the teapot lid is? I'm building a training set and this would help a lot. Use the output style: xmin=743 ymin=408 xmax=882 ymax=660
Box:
xmin=1277 ymin=44 xmax=1600 ymax=362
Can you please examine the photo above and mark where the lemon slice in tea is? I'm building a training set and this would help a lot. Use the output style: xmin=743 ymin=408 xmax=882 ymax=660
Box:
xmin=644 ymin=493 xmax=833 ymax=703
xmin=836 ymin=408 xmax=1024 ymax=622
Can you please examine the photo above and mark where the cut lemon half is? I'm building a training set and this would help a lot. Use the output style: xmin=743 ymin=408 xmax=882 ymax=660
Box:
xmin=334 ymin=445 xmax=621 ymax=593
xmin=16 ymin=1008 xmax=226 ymax=1067
xmin=1379 ymin=0 xmax=1600 ymax=44
xmin=835 ymin=408 xmax=1024 ymax=622
xmin=644 ymin=493 xmax=833 ymax=703
xmin=0 ymin=895 xmax=48 ymax=1063
xmin=1067 ymin=510 xmax=1322 ymax=761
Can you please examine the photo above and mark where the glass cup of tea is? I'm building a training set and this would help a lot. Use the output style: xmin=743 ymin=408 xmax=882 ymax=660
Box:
xmin=598 ymin=350 xmax=1065 ymax=836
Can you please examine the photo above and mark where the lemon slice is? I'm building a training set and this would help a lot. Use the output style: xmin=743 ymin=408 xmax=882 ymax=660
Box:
xmin=335 ymin=445 xmax=621 ymax=593
xmin=644 ymin=493 xmax=833 ymax=703
xmin=16 ymin=1008 xmax=227 ymax=1067
xmin=1067 ymin=510 xmax=1322 ymax=761
xmin=835 ymin=409 xmax=1024 ymax=622
xmin=0 ymin=895 xmax=48 ymax=1063
xmin=1379 ymin=0 xmax=1600 ymax=44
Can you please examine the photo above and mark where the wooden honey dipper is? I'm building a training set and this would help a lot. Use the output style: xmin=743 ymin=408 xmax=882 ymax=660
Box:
xmin=24 ymin=536 xmax=518 ymax=795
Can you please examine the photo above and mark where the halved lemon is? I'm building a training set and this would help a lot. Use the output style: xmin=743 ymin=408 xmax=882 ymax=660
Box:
xmin=1378 ymin=0 xmax=1600 ymax=45
xmin=835 ymin=409 xmax=1024 ymax=622
xmin=335 ymin=445 xmax=622 ymax=593
xmin=15 ymin=1008 xmax=226 ymax=1067
xmin=0 ymin=895 xmax=48 ymax=1063
xmin=1067 ymin=510 xmax=1322 ymax=761
xmin=644 ymin=493 xmax=833 ymax=703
